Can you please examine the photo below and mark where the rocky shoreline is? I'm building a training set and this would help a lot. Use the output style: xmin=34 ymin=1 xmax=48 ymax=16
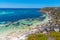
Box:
xmin=1 ymin=7 xmax=60 ymax=40
xmin=4 ymin=7 xmax=60 ymax=40
xmin=27 ymin=7 xmax=60 ymax=40
xmin=41 ymin=7 xmax=60 ymax=32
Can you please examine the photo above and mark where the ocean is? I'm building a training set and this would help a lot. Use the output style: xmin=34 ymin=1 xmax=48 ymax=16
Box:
xmin=0 ymin=8 xmax=45 ymax=23
xmin=0 ymin=8 xmax=49 ymax=38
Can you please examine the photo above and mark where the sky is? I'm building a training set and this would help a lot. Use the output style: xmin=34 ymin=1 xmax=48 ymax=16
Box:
xmin=0 ymin=0 xmax=60 ymax=8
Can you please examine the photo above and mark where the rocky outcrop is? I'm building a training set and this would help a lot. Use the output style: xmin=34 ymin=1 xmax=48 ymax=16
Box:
xmin=40 ymin=7 xmax=60 ymax=32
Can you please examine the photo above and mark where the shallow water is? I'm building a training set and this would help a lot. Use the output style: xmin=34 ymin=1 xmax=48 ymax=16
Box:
xmin=0 ymin=8 xmax=48 ymax=38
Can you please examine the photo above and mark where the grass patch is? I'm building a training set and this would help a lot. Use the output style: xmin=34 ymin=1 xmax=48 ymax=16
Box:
xmin=27 ymin=33 xmax=48 ymax=40
xmin=49 ymin=31 xmax=60 ymax=40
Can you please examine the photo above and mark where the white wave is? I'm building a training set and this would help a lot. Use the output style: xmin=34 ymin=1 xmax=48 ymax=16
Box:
xmin=0 ymin=11 xmax=14 ymax=15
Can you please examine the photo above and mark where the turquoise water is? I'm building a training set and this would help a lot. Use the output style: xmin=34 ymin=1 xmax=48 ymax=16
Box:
xmin=0 ymin=8 xmax=47 ymax=35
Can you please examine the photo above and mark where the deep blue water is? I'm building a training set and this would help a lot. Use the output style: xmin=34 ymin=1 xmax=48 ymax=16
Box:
xmin=0 ymin=8 xmax=45 ymax=22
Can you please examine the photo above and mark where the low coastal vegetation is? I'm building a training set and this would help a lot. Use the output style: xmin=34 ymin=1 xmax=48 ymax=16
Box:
xmin=49 ymin=31 xmax=60 ymax=40
xmin=42 ymin=7 xmax=60 ymax=28
xmin=27 ymin=7 xmax=60 ymax=40
xmin=27 ymin=33 xmax=48 ymax=40
xmin=27 ymin=31 xmax=60 ymax=40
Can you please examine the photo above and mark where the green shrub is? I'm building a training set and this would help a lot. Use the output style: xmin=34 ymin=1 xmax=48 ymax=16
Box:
xmin=27 ymin=33 xmax=48 ymax=40
xmin=49 ymin=31 xmax=60 ymax=40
